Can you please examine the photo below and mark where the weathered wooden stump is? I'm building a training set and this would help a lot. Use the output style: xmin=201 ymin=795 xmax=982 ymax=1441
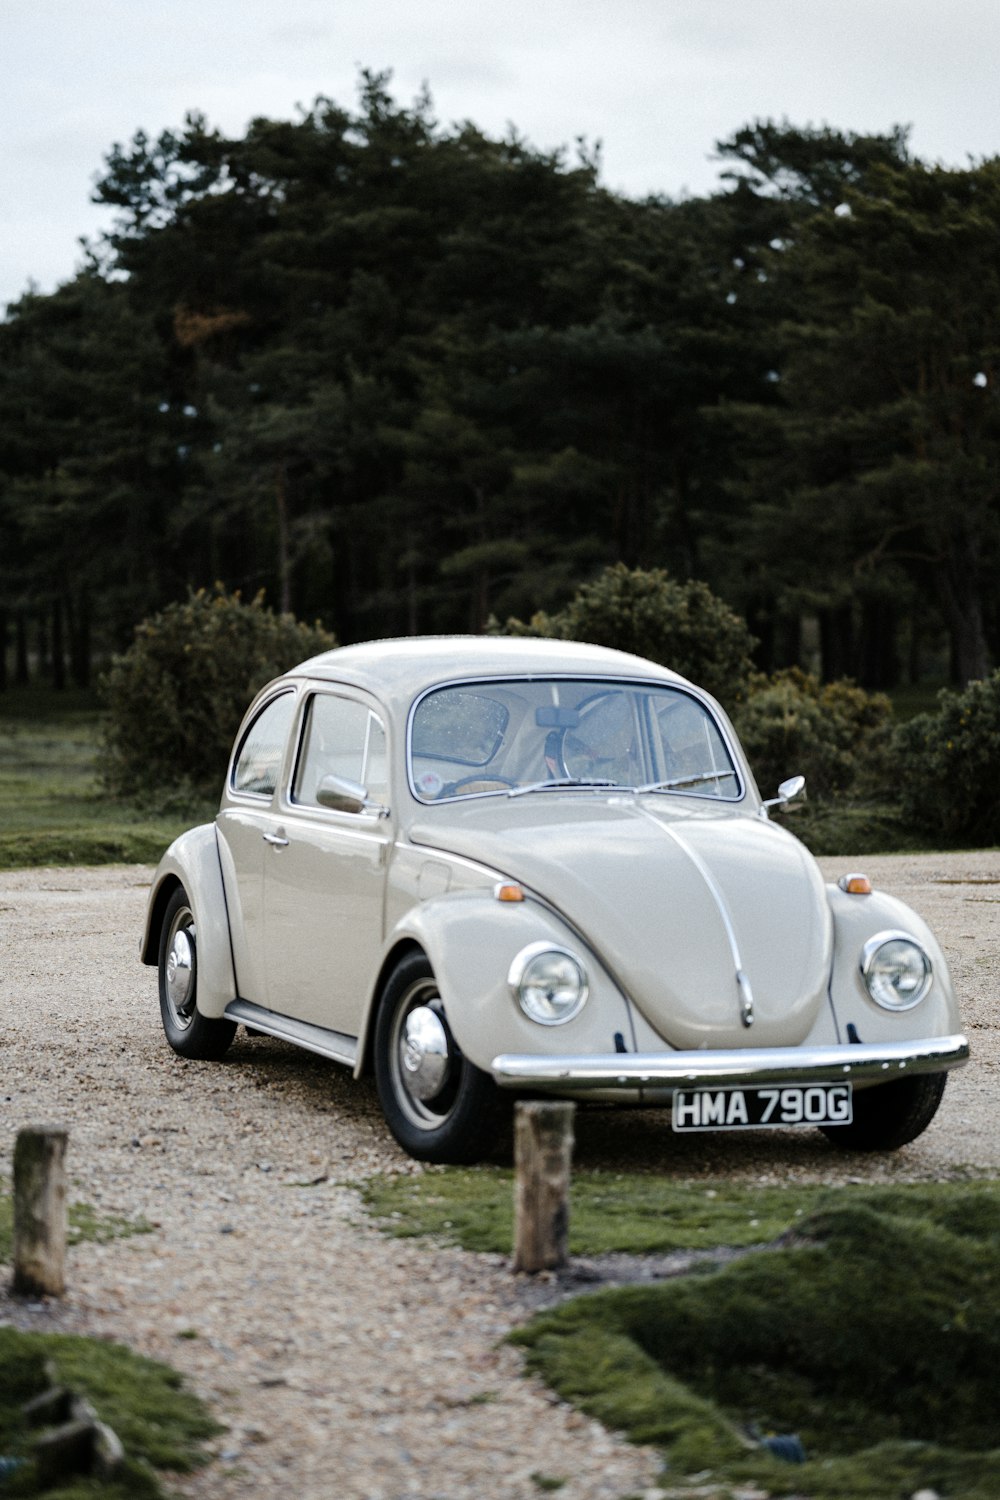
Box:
xmin=12 ymin=1125 xmax=68 ymax=1297
xmin=512 ymin=1100 xmax=575 ymax=1273
xmin=25 ymin=1366 xmax=125 ymax=1486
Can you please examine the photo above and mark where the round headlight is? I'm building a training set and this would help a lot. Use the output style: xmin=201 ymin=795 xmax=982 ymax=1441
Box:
xmin=860 ymin=931 xmax=932 ymax=1011
xmin=509 ymin=943 xmax=589 ymax=1025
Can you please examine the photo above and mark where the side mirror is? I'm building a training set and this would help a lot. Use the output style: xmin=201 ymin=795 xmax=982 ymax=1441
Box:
xmin=760 ymin=774 xmax=806 ymax=816
xmin=316 ymin=774 xmax=388 ymax=817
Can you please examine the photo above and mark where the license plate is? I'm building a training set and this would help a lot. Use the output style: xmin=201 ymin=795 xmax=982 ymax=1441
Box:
xmin=671 ymin=1083 xmax=853 ymax=1132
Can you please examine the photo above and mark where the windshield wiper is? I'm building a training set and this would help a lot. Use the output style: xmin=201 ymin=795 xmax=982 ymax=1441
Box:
xmin=508 ymin=777 xmax=621 ymax=797
xmin=635 ymin=771 xmax=733 ymax=793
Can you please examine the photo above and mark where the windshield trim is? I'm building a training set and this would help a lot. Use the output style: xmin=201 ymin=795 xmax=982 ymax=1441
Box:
xmin=406 ymin=672 xmax=747 ymax=806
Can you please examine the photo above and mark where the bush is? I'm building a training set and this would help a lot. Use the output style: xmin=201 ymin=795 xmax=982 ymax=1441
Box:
xmin=492 ymin=563 xmax=757 ymax=708
xmin=894 ymin=670 xmax=1000 ymax=844
xmin=102 ymin=587 xmax=335 ymax=799
xmin=734 ymin=669 xmax=892 ymax=799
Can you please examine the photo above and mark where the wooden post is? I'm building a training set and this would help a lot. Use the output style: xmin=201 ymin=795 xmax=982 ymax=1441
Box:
xmin=513 ymin=1100 xmax=575 ymax=1273
xmin=12 ymin=1126 xmax=68 ymax=1297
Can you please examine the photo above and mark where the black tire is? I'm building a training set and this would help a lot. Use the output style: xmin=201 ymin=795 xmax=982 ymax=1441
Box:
xmin=374 ymin=951 xmax=503 ymax=1164
xmin=157 ymin=886 xmax=236 ymax=1062
xmin=820 ymin=1071 xmax=947 ymax=1152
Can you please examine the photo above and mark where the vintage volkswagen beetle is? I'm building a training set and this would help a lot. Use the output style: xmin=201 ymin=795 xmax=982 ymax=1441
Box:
xmin=141 ymin=636 xmax=968 ymax=1162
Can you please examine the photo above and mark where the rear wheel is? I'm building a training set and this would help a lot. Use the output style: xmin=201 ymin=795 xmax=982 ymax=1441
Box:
xmin=374 ymin=951 xmax=503 ymax=1163
xmin=157 ymin=886 xmax=236 ymax=1061
xmin=820 ymin=1072 xmax=946 ymax=1152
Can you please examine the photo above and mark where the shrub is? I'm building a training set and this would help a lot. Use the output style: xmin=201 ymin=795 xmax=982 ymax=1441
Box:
xmin=894 ymin=670 xmax=1000 ymax=844
xmin=734 ymin=668 xmax=892 ymax=799
xmin=102 ymin=586 xmax=335 ymax=799
xmin=492 ymin=563 xmax=757 ymax=708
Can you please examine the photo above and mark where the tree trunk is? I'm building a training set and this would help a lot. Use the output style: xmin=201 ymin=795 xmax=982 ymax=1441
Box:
xmin=67 ymin=587 xmax=92 ymax=689
xmin=51 ymin=597 xmax=67 ymax=689
xmin=15 ymin=610 xmax=29 ymax=685
xmin=775 ymin=611 xmax=803 ymax=670
xmin=276 ymin=464 xmax=292 ymax=615
xmin=818 ymin=604 xmax=855 ymax=680
xmin=857 ymin=597 xmax=899 ymax=689
xmin=938 ymin=567 xmax=990 ymax=684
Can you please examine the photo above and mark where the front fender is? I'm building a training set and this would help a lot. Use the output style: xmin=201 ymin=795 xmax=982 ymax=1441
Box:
xmin=362 ymin=891 xmax=635 ymax=1075
xmin=140 ymin=824 xmax=237 ymax=1019
xmin=826 ymin=884 xmax=961 ymax=1043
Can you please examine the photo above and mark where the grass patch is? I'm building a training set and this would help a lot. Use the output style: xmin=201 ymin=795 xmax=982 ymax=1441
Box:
xmin=0 ymin=689 xmax=215 ymax=869
xmin=363 ymin=1167 xmax=849 ymax=1255
xmin=512 ymin=1181 xmax=1000 ymax=1499
xmin=0 ymin=1193 xmax=150 ymax=1264
xmin=0 ymin=1326 xmax=219 ymax=1497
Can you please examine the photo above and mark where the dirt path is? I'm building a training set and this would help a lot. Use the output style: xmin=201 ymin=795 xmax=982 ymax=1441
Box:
xmin=1 ymin=851 xmax=997 ymax=1498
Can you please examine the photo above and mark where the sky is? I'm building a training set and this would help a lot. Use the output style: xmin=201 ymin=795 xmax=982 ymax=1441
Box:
xmin=4 ymin=0 xmax=1000 ymax=312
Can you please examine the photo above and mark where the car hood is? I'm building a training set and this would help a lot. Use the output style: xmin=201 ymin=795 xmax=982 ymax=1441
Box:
xmin=408 ymin=794 xmax=832 ymax=1050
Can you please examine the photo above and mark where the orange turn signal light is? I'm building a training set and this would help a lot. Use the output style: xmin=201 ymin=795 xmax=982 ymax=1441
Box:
xmin=495 ymin=882 xmax=525 ymax=903
xmin=839 ymin=873 xmax=873 ymax=895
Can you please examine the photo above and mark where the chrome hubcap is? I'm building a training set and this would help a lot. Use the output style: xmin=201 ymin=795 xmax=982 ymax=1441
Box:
xmin=400 ymin=1005 xmax=451 ymax=1102
xmin=166 ymin=923 xmax=196 ymax=1022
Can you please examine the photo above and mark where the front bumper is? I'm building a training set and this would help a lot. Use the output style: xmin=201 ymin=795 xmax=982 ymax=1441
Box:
xmin=491 ymin=1032 xmax=970 ymax=1102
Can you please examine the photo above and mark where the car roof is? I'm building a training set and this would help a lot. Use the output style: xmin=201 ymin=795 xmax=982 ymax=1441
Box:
xmin=290 ymin=635 xmax=690 ymax=713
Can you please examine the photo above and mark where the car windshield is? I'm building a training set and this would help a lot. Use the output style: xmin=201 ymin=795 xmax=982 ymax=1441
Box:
xmin=408 ymin=677 xmax=741 ymax=802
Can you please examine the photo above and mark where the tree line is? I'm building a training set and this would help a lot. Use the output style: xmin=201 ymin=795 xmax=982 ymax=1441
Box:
xmin=2 ymin=72 xmax=999 ymax=691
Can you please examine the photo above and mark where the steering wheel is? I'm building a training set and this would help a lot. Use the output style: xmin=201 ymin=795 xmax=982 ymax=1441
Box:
xmin=446 ymin=774 xmax=519 ymax=794
xmin=559 ymin=731 xmax=601 ymax=780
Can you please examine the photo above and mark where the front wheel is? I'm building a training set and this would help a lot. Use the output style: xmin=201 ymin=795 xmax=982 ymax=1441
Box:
xmin=374 ymin=951 xmax=503 ymax=1163
xmin=820 ymin=1072 xmax=947 ymax=1152
xmin=157 ymin=886 xmax=236 ymax=1061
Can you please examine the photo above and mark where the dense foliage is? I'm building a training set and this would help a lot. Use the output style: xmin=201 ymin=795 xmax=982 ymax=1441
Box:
xmin=3 ymin=74 xmax=999 ymax=698
xmin=734 ymin=669 xmax=892 ymax=797
xmin=894 ymin=670 xmax=1000 ymax=843
xmin=493 ymin=563 xmax=757 ymax=707
xmin=101 ymin=587 xmax=334 ymax=798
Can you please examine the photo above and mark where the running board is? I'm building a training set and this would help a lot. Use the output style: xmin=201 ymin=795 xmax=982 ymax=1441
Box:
xmin=224 ymin=1000 xmax=358 ymax=1068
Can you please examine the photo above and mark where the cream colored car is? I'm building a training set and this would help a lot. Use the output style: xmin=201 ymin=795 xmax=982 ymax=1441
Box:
xmin=141 ymin=636 xmax=968 ymax=1162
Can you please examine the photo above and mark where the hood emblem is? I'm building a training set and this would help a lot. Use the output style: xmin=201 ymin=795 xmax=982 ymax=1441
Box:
xmin=736 ymin=969 xmax=755 ymax=1028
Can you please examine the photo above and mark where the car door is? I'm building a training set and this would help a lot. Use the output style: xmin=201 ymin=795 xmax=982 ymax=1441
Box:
xmin=261 ymin=689 xmax=391 ymax=1035
xmin=216 ymin=688 xmax=299 ymax=1004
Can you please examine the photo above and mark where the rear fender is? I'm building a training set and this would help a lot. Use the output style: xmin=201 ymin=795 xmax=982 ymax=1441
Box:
xmin=140 ymin=824 xmax=237 ymax=1019
xmin=356 ymin=890 xmax=634 ymax=1077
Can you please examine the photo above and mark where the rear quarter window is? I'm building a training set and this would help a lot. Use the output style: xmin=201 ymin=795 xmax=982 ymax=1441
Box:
xmin=231 ymin=691 xmax=296 ymax=797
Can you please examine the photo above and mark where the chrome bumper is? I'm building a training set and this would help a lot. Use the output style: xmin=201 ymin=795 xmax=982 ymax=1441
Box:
xmin=491 ymin=1032 xmax=970 ymax=1099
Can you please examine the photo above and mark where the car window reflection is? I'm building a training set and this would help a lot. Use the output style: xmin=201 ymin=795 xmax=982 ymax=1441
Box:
xmin=409 ymin=679 xmax=740 ymax=803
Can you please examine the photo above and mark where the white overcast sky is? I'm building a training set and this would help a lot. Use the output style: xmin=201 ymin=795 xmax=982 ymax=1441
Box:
xmin=4 ymin=0 xmax=1000 ymax=312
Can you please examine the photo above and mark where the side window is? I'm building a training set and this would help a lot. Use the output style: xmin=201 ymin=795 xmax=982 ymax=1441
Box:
xmin=231 ymin=692 xmax=296 ymax=797
xmin=652 ymin=693 xmax=739 ymax=797
xmin=293 ymin=694 xmax=388 ymax=808
xmin=364 ymin=715 xmax=389 ymax=804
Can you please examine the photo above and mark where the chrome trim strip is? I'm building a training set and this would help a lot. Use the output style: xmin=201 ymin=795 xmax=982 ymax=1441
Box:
xmin=225 ymin=999 xmax=358 ymax=1067
xmin=491 ymin=1033 xmax=970 ymax=1093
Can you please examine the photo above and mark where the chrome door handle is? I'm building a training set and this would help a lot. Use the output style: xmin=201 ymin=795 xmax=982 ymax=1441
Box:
xmin=263 ymin=832 xmax=289 ymax=847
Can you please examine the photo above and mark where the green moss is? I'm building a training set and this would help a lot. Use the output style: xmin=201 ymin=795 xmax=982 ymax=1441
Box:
xmin=359 ymin=1166 xmax=834 ymax=1254
xmin=0 ymin=1327 xmax=219 ymax=1498
xmin=512 ymin=1182 xmax=1000 ymax=1498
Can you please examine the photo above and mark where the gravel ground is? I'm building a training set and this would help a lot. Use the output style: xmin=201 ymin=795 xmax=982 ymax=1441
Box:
xmin=1 ymin=850 xmax=998 ymax=1499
